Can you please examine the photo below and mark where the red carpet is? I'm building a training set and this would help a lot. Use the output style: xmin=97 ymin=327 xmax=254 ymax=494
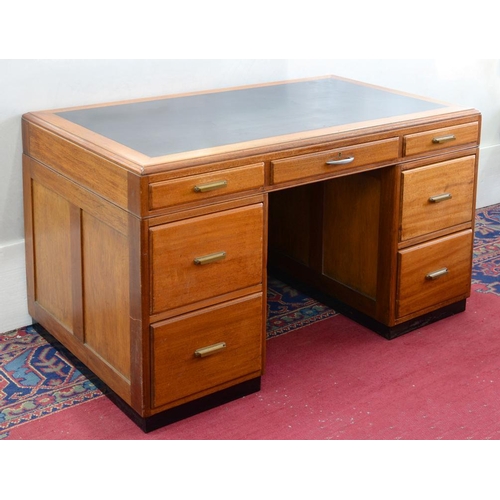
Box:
xmin=6 ymin=284 xmax=500 ymax=440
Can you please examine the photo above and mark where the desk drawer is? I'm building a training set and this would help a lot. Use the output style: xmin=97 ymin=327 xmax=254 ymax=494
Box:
xmin=400 ymin=155 xmax=476 ymax=241
xmin=397 ymin=230 xmax=472 ymax=318
xmin=271 ymin=137 xmax=399 ymax=184
xmin=149 ymin=162 xmax=264 ymax=210
xmin=151 ymin=294 xmax=263 ymax=408
xmin=404 ymin=122 xmax=479 ymax=157
xmin=150 ymin=203 xmax=264 ymax=314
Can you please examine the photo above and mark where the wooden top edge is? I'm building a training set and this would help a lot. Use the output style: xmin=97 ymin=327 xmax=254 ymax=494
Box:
xmin=23 ymin=112 xmax=147 ymax=174
xmin=22 ymin=75 xmax=480 ymax=175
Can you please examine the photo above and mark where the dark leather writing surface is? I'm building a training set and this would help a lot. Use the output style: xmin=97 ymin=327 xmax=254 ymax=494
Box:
xmin=57 ymin=78 xmax=445 ymax=157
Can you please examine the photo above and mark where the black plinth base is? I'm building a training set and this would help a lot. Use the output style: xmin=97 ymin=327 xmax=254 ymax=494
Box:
xmin=328 ymin=297 xmax=466 ymax=340
xmin=268 ymin=271 xmax=467 ymax=340
xmin=107 ymin=377 xmax=262 ymax=433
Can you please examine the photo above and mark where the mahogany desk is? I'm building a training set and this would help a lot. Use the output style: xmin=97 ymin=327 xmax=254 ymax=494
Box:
xmin=22 ymin=76 xmax=481 ymax=431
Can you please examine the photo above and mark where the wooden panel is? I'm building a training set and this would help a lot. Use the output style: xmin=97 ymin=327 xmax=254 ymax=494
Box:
xmin=397 ymin=230 xmax=472 ymax=318
xmin=400 ymin=156 xmax=475 ymax=241
xmin=32 ymin=182 xmax=75 ymax=332
xmin=22 ymin=157 xmax=36 ymax=316
xmin=28 ymin=155 xmax=129 ymax=236
xmin=82 ymin=212 xmax=131 ymax=380
xmin=404 ymin=122 xmax=479 ymax=157
xmin=268 ymin=185 xmax=315 ymax=267
xmin=271 ymin=137 xmax=399 ymax=184
xmin=151 ymin=294 xmax=263 ymax=408
xmin=149 ymin=162 xmax=264 ymax=210
xmin=28 ymin=123 xmax=131 ymax=210
xmin=323 ymin=173 xmax=381 ymax=299
xmin=150 ymin=203 xmax=264 ymax=314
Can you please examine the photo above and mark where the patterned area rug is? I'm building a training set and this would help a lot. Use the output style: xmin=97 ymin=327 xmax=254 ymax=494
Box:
xmin=0 ymin=326 xmax=107 ymax=437
xmin=266 ymin=276 xmax=337 ymax=337
xmin=472 ymin=204 xmax=500 ymax=295
xmin=1 ymin=204 xmax=500 ymax=437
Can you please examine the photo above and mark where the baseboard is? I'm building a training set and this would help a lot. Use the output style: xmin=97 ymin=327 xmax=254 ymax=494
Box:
xmin=477 ymin=144 xmax=500 ymax=208
xmin=0 ymin=240 xmax=33 ymax=333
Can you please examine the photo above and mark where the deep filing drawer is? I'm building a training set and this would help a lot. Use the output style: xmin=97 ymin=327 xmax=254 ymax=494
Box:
xmin=271 ymin=137 xmax=399 ymax=184
xmin=151 ymin=294 xmax=263 ymax=408
xmin=149 ymin=162 xmax=264 ymax=210
xmin=400 ymin=155 xmax=476 ymax=241
xmin=397 ymin=230 xmax=473 ymax=319
xmin=404 ymin=122 xmax=479 ymax=157
xmin=150 ymin=203 xmax=264 ymax=314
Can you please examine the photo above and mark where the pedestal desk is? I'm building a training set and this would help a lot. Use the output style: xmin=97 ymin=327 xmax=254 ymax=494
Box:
xmin=22 ymin=76 xmax=481 ymax=431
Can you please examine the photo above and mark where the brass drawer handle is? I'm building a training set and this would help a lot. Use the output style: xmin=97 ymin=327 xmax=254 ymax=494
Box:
xmin=429 ymin=193 xmax=452 ymax=203
xmin=326 ymin=156 xmax=355 ymax=166
xmin=194 ymin=342 xmax=227 ymax=358
xmin=193 ymin=180 xmax=228 ymax=193
xmin=426 ymin=267 xmax=449 ymax=280
xmin=432 ymin=134 xmax=456 ymax=144
xmin=193 ymin=251 xmax=226 ymax=265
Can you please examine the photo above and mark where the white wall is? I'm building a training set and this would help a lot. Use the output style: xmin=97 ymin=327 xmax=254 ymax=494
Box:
xmin=1 ymin=59 xmax=499 ymax=332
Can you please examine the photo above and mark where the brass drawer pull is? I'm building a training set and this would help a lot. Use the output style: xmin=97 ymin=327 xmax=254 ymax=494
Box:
xmin=432 ymin=134 xmax=456 ymax=144
xmin=193 ymin=180 xmax=228 ymax=193
xmin=326 ymin=156 xmax=355 ymax=166
xmin=193 ymin=251 xmax=226 ymax=265
xmin=429 ymin=193 xmax=452 ymax=203
xmin=194 ymin=342 xmax=227 ymax=358
xmin=426 ymin=267 xmax=449 ymax=280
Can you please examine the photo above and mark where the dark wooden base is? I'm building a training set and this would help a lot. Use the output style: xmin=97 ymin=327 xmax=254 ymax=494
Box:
xmin=107 ymin=377 xmax=261 ymax=433
xmin=319 ymin=294 xmax=466 ymax=340
xmin=268 ymin=270 xmax=467 ymax=340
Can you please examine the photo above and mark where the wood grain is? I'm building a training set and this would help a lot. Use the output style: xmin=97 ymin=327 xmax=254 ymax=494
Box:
xmin=400 ymin=155 xmax=476 ymax=241
xmin=404 ymin=122 xmax=479 ymax=157
xmin=150 ymin=203 xmax=264 ymax=314
xmin=149 ymin=162 xmax=264 ymax=211
xmin=397 ymin=230 xmax=473 ymax=318
xmin=82 ymin=212 xmax=131 ymax=381
xmin=151 ymin=294 xmax=263 ymax=408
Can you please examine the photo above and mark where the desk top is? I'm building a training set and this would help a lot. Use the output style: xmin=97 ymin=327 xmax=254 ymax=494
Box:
xmin=24 ymin=75 xmax=477 ymax=173
xmin=56 ymin=77 xmax=446 ymax=157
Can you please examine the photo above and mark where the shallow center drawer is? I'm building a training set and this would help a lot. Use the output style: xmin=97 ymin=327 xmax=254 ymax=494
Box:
xmin=271 ymin=137 xmax=399 ymax=184
xmin=151 ymin=294 xmax=263 ymax=408
xmin=150 ymin=203 xmax=264 ymax=314
xmin=400 ymin=155 xmax=475 ymax=241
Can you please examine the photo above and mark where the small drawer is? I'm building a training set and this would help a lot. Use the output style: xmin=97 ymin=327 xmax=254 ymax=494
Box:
xmin=397 ymin=230 xmax=472 ymax=319
xmin=149 ymin=162 xmax=264 ymax=210
xmin=271 ymin=137 xmax=399 ymax=184
xmin=150 ymin=203 xmax=263 ymax=314
xmin=151 ymin=294 xmax=263 ymax=408
xmin=404 ymin=122 xmax=479 ymax=157
xmin=400 ymin=155 xmax=476 ymax=241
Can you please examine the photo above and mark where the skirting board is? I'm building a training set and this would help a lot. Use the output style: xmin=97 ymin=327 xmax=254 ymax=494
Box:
xmin=0 ymin=240 xmax=33 ymax=333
